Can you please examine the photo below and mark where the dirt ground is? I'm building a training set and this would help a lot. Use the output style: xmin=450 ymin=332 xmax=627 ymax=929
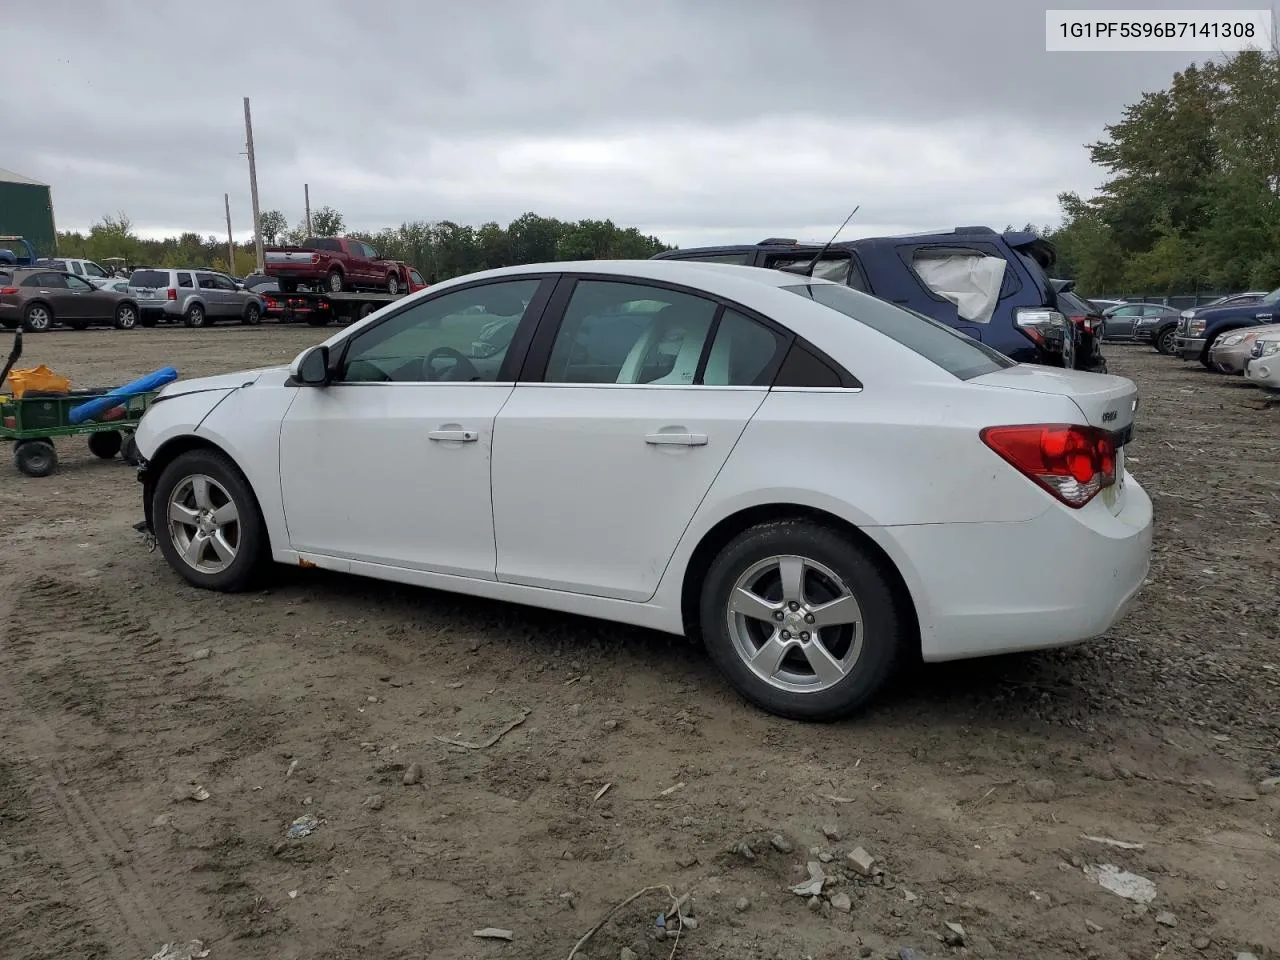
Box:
xmin=0 ymin=326 xmax=1276 ymax=960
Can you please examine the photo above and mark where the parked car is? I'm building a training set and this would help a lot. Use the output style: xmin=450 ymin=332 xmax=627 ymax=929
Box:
xmin=1100 ymin=302 xmax=1183 ymax=349
xmin=1243 ymin=333 xmax=1280 ymax=391
xmin=0 ymin=267 xmax=140 ymax=331
xmin=652 ymin=228 xmax=1083 ymax=369
xmin=34 ymin=257 xmax=117 ymax=287
xmin=1052 ymin=288 xmax=1108 ymax=372
xmin=132 ymin=259 xmax=1152 ymax=722
xmin=263 ymin=236 xmax=409 ymax=294
xmin=127 ymin=268 xmax=265 ymax=328
xmin=1176 ymin=286 xmax=1280 ymax=367
xmin=1206 ymin=324 xmax=1280 ymax=373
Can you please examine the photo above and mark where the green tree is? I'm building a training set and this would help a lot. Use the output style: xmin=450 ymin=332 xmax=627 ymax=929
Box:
xmin=310 ymin=206 xmax=344 ymax=237
xmin=258 ymin=209 xmax=288 ymax=245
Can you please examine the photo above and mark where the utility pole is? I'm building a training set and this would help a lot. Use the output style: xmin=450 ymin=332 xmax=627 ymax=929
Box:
xmin=304 ymin=183 xmax=313 ymax=237
xmin=224 ymin=193 xmax=236 ymax=275
xmin=243 ymin=96 xmax=264 ymax=274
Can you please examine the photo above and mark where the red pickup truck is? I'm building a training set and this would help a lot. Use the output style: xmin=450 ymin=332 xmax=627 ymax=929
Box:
xmin=264 ymin=236 xmax=414 ymax=294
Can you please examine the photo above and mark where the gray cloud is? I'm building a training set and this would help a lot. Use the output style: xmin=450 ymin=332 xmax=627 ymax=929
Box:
xmin=5 ymin=0 xmax=1246 ymax=248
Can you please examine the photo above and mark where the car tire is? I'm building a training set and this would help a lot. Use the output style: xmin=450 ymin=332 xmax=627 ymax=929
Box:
xmin=387 ymin=273 xmax=400 ymax=295
xmin=1201 ymin=334 xmax=1226 ymax=370
xmin=14 ymin=438 xmax=57 ymax=477
xmin=1156 ymin=326 xmax=1176 ymax=355
xmin=184 ymin=303 xmax=206 ymax=328
xmin=242 ymin=303 xmax=262 ymax=325
xmin=698 ymin=519 xmax=904 ymax=722
xmin=88 ymin=430 xmax=123 ymax=459
xmin=152 ymin=449 xmax=265 ymax=592
xmin=22 ymin=302 xmax=53 ymax=332
xmin=326 ymin=270 xmax=344 ymax=293
xmin=114 ymin=303 xmax=139 ymax=330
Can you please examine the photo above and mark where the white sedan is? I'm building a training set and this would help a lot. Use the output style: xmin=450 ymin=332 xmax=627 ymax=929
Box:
xmin=1244 ymin=334 xmax=1280 ymax=390
xmin=133 ymin=260 xmax=1153 ymax=720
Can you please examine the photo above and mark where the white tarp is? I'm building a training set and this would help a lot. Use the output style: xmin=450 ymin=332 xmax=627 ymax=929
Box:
xmin=913 ymin=254 xmax=1006 ymax=324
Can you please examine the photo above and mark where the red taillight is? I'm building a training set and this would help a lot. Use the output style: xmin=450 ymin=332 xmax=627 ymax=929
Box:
xmin=1069 ymin=314 xmax=1094 ymax=333
xmin=166 ymin=288 xmax=177 ymax=301
xmin=264 ymin=295 xmax=278 ymax=308
xmin=981 ymin=424 xmax=1117 ymax=508
xmin=0 ymin=287 xmax=17 ymax=295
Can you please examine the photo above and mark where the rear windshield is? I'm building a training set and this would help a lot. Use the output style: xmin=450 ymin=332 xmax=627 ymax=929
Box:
xmin=1057 ymin=291 xmax=1095 ymax=315
xmin=130 ymin=270 xmax=169 ymax=287
xmin=781 ymin=282 xmax=1016 ymax=380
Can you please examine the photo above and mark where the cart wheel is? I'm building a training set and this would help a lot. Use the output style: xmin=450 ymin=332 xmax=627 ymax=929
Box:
xmin=88 ymin=430 xmax=123 ymax=459
xmin=121 ymin=434 xmax=141 ymax=466
xmin=14 ymin=439 xmax=57 ymax=477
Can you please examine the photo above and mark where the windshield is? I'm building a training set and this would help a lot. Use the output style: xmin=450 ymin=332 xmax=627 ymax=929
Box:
xmin=780 ymin=282 xmax=1016 ymax=380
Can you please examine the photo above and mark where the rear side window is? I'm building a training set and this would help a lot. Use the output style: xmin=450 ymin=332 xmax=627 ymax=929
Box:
xmin=781 ymin=282 xmax=1016 ymax=380
xmin=177 ymin=272 xmax=193 ymax=288
xmin=130 ymin=270 xmax=169 ymax=287
xmin=911 ymin=251 xmax=1008 ymax=323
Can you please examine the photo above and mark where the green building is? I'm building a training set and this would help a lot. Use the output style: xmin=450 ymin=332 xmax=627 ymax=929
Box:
xmin=0 ymin=167 xmax=56 ymax=257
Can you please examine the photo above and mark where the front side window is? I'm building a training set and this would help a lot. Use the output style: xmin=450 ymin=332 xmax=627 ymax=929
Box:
xmin=544 ymin=281 xmax=720 ymax=385
xmin=781 ymin=282 xmax=1015 ymax=380
xmin=340 ymin=279 xmax=541 ymax=383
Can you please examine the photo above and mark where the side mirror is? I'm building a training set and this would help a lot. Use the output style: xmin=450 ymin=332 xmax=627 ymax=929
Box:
xmin=292 ymin=345 xmax=331 ymax=386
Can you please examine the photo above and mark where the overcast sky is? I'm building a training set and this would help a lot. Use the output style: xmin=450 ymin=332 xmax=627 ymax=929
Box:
xmin=4 ymin=0 xmax=1252 ymax=248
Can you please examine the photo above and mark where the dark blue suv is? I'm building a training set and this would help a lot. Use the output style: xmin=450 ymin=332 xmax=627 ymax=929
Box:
xmin=1174 ymin=287 xmax=1280 ymax=367
xmin=651 ymin=227 xmax=1092 ymax=369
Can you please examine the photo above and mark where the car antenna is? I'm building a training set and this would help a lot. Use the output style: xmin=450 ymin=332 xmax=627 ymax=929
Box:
xmin=782 ymin=205 xmax=860 ymax=277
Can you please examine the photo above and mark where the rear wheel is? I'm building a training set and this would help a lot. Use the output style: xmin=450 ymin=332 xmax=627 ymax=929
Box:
xmin=114 ymin=303 xmax=139 ymax=330
xmin=184 ymin=303 xmax=206 ymax=328
xmin=14 ymin=439 xmax=57 ymax=477
xmin=326 ymin=270 xmax=344 ymax=293
xmin=1156 ymin=326 xmax=1176 ymax=355
xmin=698 ymin=519 xmax=904 ymax=721
xmin=22 ymin=303 xmax=53 ymax=332
xmin=152 ymin=449 xmax=265 ymax=592
xmin=88 ymin=430 xmax=123 ymax=459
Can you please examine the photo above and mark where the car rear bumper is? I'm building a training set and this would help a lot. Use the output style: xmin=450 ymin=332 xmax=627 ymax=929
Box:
xmin=880 ymin=476 xmax=1154 ymax=661
xmin=1175 ymin=335 xmax=1207 ymax=358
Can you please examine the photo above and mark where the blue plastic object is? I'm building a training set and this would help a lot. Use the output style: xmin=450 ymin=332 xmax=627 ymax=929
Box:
xmin=68 ymin=366 xmax=178 ymax=424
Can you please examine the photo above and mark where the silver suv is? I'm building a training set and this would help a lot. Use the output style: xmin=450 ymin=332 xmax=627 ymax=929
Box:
xmin=128 ymin=268 xmax=265 ymax=328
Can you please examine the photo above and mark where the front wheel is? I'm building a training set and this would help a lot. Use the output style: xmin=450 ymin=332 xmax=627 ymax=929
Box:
xmin=1156 ymin=326 xmax=1177 ymax=355
xmin=152 ymin=449 xmax=265 ymax=592
xmin=387 ymin=273 xmax=400 ymax=295
xmin=242 ymin=303 xmax=262 ymax=325
xmin=698 ymin=519 xmax=904 ymax=721
xmin=114 ymin=303 xmax=139 ymax=330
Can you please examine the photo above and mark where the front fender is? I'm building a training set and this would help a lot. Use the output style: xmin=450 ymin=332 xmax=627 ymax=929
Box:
xmin=134 ymin=389 xmax=235 ymax=461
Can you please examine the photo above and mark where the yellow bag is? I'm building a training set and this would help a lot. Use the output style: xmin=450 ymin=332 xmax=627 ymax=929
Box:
xmin=7 ymin=364 xmax=71 ymax=398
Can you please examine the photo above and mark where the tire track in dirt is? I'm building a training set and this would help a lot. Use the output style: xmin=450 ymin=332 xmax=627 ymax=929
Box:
xmin=0 ymin=574 xmax=219 ymax=957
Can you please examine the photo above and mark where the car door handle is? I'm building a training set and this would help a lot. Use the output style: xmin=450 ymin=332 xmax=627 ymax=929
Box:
xmin=645 ymin=431 xmax=707 ymax=446
xmin=1255 ymin=313 xmax=1273 ymax=320
xmin=428 ymin=428 xmax=478 ymax=442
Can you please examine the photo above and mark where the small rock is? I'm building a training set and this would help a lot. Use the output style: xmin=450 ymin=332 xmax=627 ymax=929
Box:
xmin=902 ymin=887 xmax=918 ymax=902
xmin=1258 ymin=776 xmax=1279 ymax=795
xmin=151 ymin=814 xmax=172 ymax=828
xmin=899 ymin=949 xmax=928 ymax=960
xmin=682 ymin=917 xmax=699 ymax=930
xmin=676 ymin=853 xmax=697 ymax=868
xmin=943 ymin=921 xmax=966 ymax=945
xmin=734 ymin=896 xmax=750 ymax=912
xmin=818 ymin=852 xmax=834 ymax=863
xmin=847 ymin=846 xmax=877 ymax=876
xmin=621 ymin=949 xmax=639 ymax=960
xmin=1215 ymin=880 xmax=1228 ymax=890
xmin=807 ymin=895 xmax=823 ymax=913
xmin=1085 ymin=919 xmax=1103 ymax=933
xmin=822 ymin=824 xmax=843 ymax=841
xmin=402 ymin=762 xmax=423 ymax=786
xmin=859 ymin=949 xmax=872 ymax=959
xmin=366 ymin=695 xmax=379 ymax=703
xmin=185 ymin=647 xmax=212 ymax=662
xmin=603 ymin=719 xmax=619 ymax=731
xmin=569 ymin=703 xmax=583 ymax=717
xmin=1192 ymin=937 xmax=1210 ymax=950
xmin=363 ymin=794 xmax=384 ymax=810
xmin=770 ymin=834 xmax=794 ymax=853
xmin=830 ymin=892 xmax=852 ymax=912
xmin=1237 ymin=954 xmax=1259 ymax=960
xmin=1024 ymin=779 xmax=1057 ymax=802
xmin=1155 ymin=911 xmax=1177 ymax=928
xmin=735 ymin=840 xmax=756 ymax=861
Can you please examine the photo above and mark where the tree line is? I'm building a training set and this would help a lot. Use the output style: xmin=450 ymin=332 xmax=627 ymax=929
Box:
xmin=53 ymin=208 xmax=673 ymax=279
xmin=1047 ymin=48 xmax=1280 ymax=296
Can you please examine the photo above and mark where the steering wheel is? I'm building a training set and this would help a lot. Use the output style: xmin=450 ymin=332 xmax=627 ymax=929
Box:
xmin=424 ymin=346 xmax=481 ymax=382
